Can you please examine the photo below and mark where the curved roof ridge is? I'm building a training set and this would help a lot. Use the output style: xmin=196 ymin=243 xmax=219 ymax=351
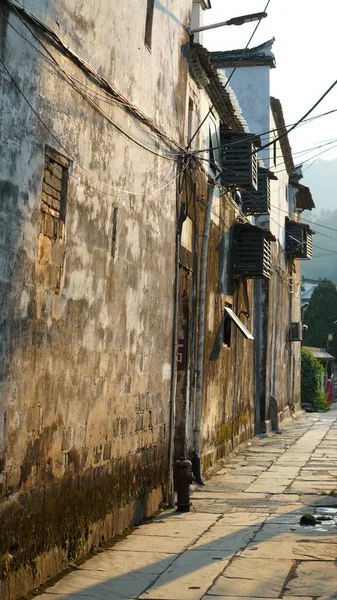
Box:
xmin=210 ymin=38 xmax=276 ymax=68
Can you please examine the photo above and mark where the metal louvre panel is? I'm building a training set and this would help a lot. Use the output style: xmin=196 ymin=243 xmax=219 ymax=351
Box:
xmin=286 ymin=221 xmax=313 ymax=259
xmin=233 ymin=229 xmax=273 ymax=279
xmin=305 ymin=231 xmax=313 ymax=259
xmin=221 ymin=139 xmax=258 ymax=190
xmin=241 ymin=172 xmax=270 ymax=215
xmin=251 ymin=152 xmax=258 ymax=190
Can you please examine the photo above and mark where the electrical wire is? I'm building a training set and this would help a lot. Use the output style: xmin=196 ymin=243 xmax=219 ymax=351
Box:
xmin=267 ymin=201 xmax=337 ymax=235
xmin=237 ymin=186 xmax=337 ymax=267
xmin=1 ymin=4 xmax=181 ymax=158
xmin=252 ymin=80 xmax=337 ymax=158
xmin=191 ymin=111 xmax=337 ymax=155
xmin=0 ymin=56 xmax=192 ymax=197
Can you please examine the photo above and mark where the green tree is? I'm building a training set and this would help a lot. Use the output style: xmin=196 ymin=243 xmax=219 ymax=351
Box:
xmin=303 ymin=279 xmax=337 ymax=358
xmin=301 ymin=348 xmax=328 ymax=411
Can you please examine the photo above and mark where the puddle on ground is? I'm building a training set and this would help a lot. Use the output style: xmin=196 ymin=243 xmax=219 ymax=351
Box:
xmin=298 ymin=506 xmax=337 ymax=532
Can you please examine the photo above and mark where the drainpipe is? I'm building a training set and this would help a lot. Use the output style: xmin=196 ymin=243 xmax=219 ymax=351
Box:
xmin=193 ymin=182 xmax=214 ymax=485
xmin=188 ymin=186 xmax=198 ymax=458
xmin=231 ymin=284 xmax=241 ymax=450
xmin=167 ymin=162 xmax=186 ymax=505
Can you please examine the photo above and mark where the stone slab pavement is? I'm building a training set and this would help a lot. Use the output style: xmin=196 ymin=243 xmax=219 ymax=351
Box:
xmin=33 ymin=407 xmax=337 ymax=600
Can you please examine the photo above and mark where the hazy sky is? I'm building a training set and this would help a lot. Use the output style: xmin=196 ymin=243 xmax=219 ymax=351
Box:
xmin=203 ymin=1 xmax=337 ymax=165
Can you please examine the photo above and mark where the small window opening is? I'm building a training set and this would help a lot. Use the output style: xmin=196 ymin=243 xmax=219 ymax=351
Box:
xmin=145 ymin=0 xmax=155 ymax=50
xmin=223 ymin=311 xmax=232 ymax=347
xmin=273 ymin=140 xmax=277 ymax=167
xmin=37 ymin=146 xmax=69 ymax=293
xmin=111 ymin=207 xmax=118 ymax=258
xmin=209 ymin=112 xmax=221 ymax=177
xmin=187 ymin=97 xmax=194 ymax=146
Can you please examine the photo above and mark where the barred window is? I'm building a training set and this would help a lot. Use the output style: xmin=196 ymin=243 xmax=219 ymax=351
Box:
xmin=37 ymin=147 xmax=69 ymax=293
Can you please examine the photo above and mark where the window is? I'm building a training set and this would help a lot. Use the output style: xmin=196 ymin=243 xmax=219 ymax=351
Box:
xmin=187 ymin=97 xmax=195 ymax=149
xmin=224 ymin=306 xmax=254 ymax=340
xmin=223 ymin=309 xmax=232 ymax=347
xmin=111 ymin=206 xmax=118 ymax=258
xmin=209 ymin=112 xmax=221 ymax=177
xmin=144 ymin=0 xmax=155 ymax=49
xmin=37 ymin=147 xmax=69 ymax=293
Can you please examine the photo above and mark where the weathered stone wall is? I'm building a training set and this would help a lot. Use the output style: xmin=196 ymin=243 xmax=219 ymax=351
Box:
xmin=202 ymin=203 xmax=255 ymax=467
xmin=0 ymin=1 xmax=191 ymax=597
xmin=264 ymin=243 xmax=292 ymax=426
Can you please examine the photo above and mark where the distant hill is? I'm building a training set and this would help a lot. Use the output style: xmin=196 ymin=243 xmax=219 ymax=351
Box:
xmin=300 ymin=159 xmax=337 ymax=283
xmin=302 ymin=158 xmax=337 ymax=212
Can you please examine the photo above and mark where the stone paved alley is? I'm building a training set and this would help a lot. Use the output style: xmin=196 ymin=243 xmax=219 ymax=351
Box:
xmin=34 ymin=409 xmax=337 ymax=600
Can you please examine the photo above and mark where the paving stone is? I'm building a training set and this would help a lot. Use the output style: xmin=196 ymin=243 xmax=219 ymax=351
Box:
xmin=252 ymin=522 xmax=337 ymax=541
xmin=299 ymin=494 xmax=337 ymax=506
xmin=33 ymin=407 xmax=337 ymax=600
xmin=284 ymin=561 xmax=337 ymax=596
xmin=191 ymin=502 xmax=231 ymax=514
xmin=42 ymin=569 xmax=155 ymax=598
xmin=227 ymin=466 xmax=267 ymax=476
xmin=131 ymin=520 xmax=211 ymax=538
xmin=205 ymin=597 xmax=313 ymax=600
xmin=253 ymin=474 xmax=294 ymax=482
xmin=266 ymin=467 xmax=300 ymax=476
xmin=108 ymin=534 xmax=192 ymax=553
xmin=190 ymin=523 xmax=260 ymax=551
xmin=208 ymin=557 xmax=293 ymax=597
xmin=81 ymin=550 xmax=178 ymax=575
xmin=295 ymin=474 xmax=337 ymax=481
xmin=191 ymin=492 xmax=269 ymax=500
xmin=153 ymin=511 xmax=221 ymax=522
xmin=138 ymin=551 xmax=230 ymax=600
xmin=218 ymin=512 xmax=269 ymax=526
xmin=244 ymin=483 xmax=288 ymax=494
xmin=241 ymin=536 xmax=337 ymax=560
xmin=201 ymin=479 xmax=257 ymax=493
xmin=286 ymin=481 xmax=337 ymax=494
xmin=270 ymin=494 xmax=301 ymax=502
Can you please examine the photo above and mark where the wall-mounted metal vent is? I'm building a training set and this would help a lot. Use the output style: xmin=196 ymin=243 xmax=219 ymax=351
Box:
xmin=233 ymin=222 xmax=275 ymax=280
xmin=221 ymin=130 xmax=259 ymax=191
xmin=286 ymin=220 xmax=313 ymax=259
xmin=241 ymin=168 xmax=272 ymax=215
xmin=290 ymin=322 xmax=302 ymax=342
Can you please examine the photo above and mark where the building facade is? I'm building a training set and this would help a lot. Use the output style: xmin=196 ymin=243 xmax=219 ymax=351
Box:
xmin=0 ymin=2 xmax=313 ymax=598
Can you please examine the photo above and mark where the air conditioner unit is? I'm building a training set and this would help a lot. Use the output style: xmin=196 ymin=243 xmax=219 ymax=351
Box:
xmin=221 ymin=130 xmax=259 ymax=191
xmin=286 ymin=221 xmax=313 ymax=259
xmin=233 ymin=222 xmax=276 ymax=280
xmin=290 ymin=322 xmax=302 ymax=342
xmin=241 ymin=168 xmax=271 ymax=215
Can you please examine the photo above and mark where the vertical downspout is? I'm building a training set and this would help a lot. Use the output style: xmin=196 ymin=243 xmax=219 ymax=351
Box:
xmin=231 ymin=284 xmax=240 ymax=449
xmin=167 ymin=161 xmax=184 ymax=505
xmin=193 ymin=182 xmax=214 ymax=485
xmin=188 ymin=186 xmax=198 ymax=458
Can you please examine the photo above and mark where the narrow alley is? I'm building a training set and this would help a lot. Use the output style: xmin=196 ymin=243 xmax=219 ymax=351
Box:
xmin=33 ymin=408 xmax=337 ymax=599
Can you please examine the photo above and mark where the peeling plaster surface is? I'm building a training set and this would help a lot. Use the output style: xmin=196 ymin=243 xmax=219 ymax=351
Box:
xmin=0 ymin=1 xmax=191 ymax=597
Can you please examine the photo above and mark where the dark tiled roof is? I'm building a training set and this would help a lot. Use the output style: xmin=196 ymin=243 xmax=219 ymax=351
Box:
xmin=210 ymin=39 xmax=276 ymax=68
xmin=292 ymin=182 xmax=315 ymax=211
xmin=270 ymin=97 xmax=295 ymax=176
xmin=303 ymin=347 xmax=335 ymax=361
xmin=189 ymin=43 xmax=247 ymax=131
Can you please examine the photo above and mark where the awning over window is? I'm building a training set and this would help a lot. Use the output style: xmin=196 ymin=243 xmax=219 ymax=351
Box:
xmin=224 ymin=307 xmax=254 ymax=340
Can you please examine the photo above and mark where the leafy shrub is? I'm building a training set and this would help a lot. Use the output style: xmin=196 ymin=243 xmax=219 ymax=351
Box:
xmin=301 ymin=348 xmax=328 ymax=412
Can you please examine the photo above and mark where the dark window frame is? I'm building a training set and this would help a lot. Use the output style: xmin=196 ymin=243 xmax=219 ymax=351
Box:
xmin=144 ymin=0 xmax=155 ymax=50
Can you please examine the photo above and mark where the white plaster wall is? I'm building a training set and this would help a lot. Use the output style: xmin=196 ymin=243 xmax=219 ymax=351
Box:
xmin=269 ymin=112 xmax=290 ymax=245
xmin=17 ymin=0 xmax=192 ymax=144
xmin=0 ymin=0 xmax=192 ymax=504
xmin=217 ymin=65 xmax=272 ymax=167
